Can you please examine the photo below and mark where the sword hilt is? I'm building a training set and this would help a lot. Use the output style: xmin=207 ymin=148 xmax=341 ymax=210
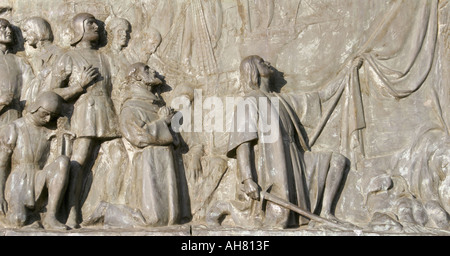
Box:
xmin=259 ymin=184 xmax=273 ymax=211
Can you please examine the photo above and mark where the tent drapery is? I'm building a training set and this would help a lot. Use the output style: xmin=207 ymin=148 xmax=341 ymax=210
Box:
xmin=311 ymin=0 xmax=439 ymax=163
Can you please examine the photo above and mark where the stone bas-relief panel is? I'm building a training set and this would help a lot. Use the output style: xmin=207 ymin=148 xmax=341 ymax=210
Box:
xmin=0 ymin=0 xmax=447 ymax=235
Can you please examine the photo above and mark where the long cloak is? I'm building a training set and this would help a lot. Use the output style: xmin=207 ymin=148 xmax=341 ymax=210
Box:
xmin=119 ymin=84 xmax=180 ymax=226
xmin=227 ymin=89 xmax=309 ymax=228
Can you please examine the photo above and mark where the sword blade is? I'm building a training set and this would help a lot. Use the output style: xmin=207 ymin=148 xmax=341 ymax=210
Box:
xmin=261 ymin=191 xmax=350 ymax=230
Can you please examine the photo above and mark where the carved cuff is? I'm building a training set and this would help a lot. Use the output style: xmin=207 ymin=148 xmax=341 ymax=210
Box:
xmin=68 ymin=80 xmax=85 ymax=92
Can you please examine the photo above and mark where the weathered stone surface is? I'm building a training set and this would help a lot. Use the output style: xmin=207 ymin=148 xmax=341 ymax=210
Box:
xmin=0 ymin=0 xmax=447 ymax=236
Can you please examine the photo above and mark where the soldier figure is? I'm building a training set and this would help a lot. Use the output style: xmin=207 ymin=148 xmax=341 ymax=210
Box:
xmin=0 ymin=92 xmax=70 ymax=230
xmin=50 ymin=13 xmax=120 ymax=228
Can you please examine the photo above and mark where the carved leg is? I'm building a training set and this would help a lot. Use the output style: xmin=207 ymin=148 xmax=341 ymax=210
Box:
xmin=42 ymin=156 xmax=70 ymax=230
xmin=320 ymin=153 xmax=346 ymax=221
xmin=66 ymin=137 xmax=94 ymax=229
xmin=5 ymin=173 xmax=29 ymax=227
xmin=6 ymin=204 xmax=27 ymax=228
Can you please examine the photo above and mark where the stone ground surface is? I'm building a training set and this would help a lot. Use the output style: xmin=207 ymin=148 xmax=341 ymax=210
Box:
xmin=1 ymin=224 xmax=449 ymax=236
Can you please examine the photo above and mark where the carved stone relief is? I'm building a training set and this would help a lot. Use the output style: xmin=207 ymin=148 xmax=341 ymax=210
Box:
xmin=0 ymin=0 xmax=447 ymax=235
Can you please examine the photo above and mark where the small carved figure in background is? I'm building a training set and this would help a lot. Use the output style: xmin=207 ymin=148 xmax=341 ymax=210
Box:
xmin=21 ymin=17 xmax=63 ymax=105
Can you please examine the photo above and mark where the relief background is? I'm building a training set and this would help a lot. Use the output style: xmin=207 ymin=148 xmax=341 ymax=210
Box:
xmin=0 ymin=0 xmax=448 ymax=231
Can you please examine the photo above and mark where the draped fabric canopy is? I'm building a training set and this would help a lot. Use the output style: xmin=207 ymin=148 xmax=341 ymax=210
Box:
xmin=299 ymin=0 xmax=444 ymax=164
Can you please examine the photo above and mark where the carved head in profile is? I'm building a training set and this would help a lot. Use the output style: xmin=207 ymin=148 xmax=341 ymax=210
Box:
xmin=70 ymin=13 xmax=99 ymax=46
xmin=28 ymin=91 xmax=63 ymax=126
xmin=146 ymin=27 xmax=161 ymax=55
xmin=240 ymin=55 xmax=274 ymax=92
xmin=126 ymin=62 xmax=162 ymax=87
xmin=107 ymin=17 xmax=131 ymax=50
xmin=0 ymin=18 xmax=14 ymax=47
xmin=21 ymin=17 xmax=54 ymax=48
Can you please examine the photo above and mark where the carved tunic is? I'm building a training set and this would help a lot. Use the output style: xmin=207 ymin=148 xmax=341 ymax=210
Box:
xmin=0 ymin=115 xmax=53 ymax=208
xmin=52 ymin=48 xmax=120 ymax=139
xmin=0 ymin=52 xmax=28 ymax=127
xmin=119 ymin=83 xmax=180 ymax=226
xmin=23 ymin=44 xmax=63 ymax=104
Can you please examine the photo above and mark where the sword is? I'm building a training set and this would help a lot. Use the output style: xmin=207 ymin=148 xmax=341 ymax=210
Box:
xmin=55 ymin=116 xmax=76 ymax=157
xmin=260 ymin=185 xmax=357 ymax=231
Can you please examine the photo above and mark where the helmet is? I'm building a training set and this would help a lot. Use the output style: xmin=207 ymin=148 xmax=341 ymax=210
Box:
xmin=70 ymin=13 xmax=96 ymax=46
xmin=29 ymin=91 xmax=63 ymax=115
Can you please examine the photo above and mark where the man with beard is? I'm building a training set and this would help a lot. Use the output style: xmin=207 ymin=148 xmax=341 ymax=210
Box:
xmin=119 ymin=62 xmax=180 ymax=226
xmin=82 ymin=62 xmax=180 ymax=228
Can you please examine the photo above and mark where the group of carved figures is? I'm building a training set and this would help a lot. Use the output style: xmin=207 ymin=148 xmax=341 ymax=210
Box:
xmin=0 ymin=13 xmax=175 ymax=230
xmin=0 ymin=10 xmax=447 ymax=232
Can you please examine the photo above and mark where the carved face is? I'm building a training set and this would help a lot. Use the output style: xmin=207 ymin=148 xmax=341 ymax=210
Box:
xmin=139 ymin=64 xmax=162 ymax=86
xmin=22 ymin=21 xmax=38 ymax=47
xmin=33 ymin=107 xmax=58 ymax=126
xmin=82 ymin=17 xmax=99 ymax=42
xmin=147 ymin=37 xmax=160 ymax=54
xmin=113 ymin=25 xmax=131 ymax=48
xmin=255 ymin=57 xmax=274 ymax=78
xmin=0 ymin=21 xmax=13 ymax=45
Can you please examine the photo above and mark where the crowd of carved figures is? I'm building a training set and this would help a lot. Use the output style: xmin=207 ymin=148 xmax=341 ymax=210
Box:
xmin=0 ymin=0 xmax=448 ymax=233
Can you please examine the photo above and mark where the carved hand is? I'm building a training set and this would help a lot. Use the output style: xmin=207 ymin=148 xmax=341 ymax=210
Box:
xmin=158 ymin=106 xmax=175 ymax=124
xmin=243 ymin=179 xmax=260 ymax=201
xmin=190 ymin=154 xmax=202 ymax=181
xmin=78 ymin=65 xmax=99 ymax=89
